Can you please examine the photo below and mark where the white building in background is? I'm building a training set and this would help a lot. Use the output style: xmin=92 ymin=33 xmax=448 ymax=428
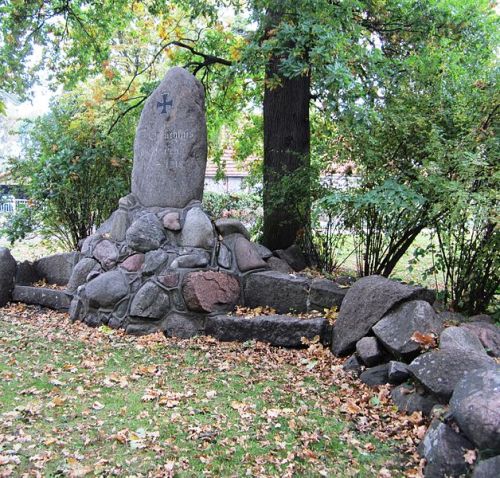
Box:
xmin=204 ymin=148 xmax=256 ymax=193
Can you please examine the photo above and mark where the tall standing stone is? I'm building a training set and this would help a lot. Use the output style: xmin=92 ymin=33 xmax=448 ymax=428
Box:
xmin=132 ymin=67 xmax=207 ymax=208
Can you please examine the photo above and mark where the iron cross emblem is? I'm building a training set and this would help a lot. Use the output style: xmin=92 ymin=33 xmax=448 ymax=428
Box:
xmin=157 ymin=93 xmax=173 ymax=114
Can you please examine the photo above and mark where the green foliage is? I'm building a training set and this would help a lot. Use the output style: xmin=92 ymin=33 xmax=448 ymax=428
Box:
xmin=317 ymin=180 xmax=429 ymax=277
xmin=0 ymin=0 xmax=498 ymax=309
xmin=202 ymin=191 xmax=263 ymax=239
xmin=1 ymin=85 xmax=134 ymax=250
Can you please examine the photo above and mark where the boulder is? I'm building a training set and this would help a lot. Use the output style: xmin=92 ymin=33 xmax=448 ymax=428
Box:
xmin=119 ymin=253 xmax=145 ymax=272
xmin=391 ymin=384 xmax=439 ymax=416
xmin=309 ymin=278 xmax=347 ymax=311
xmin=266 ymin=256 xmax=294 ymax=274
xmin=130 ymin=281 xmax=170 ymax=319
xmin=233 ymin=235 xmax=267 ymax=272
xmin=80 ymin=234 xmax=102 ymax=258
xmin=438 ymin=310 xmax=467 ymax=325
xmin=450 ymin=368 xmax=500 ymax=454
xmin=157 ymin=271 xmax=179 ymax=289
xmin=440 ymin=326 xmax=487 ymax=355
xmin=468 ymin=314 xmax=493 ymax=324
xmin=274 ymin=244 xmax=307 ymax=272
xmin=15 ymin=260 xmax=39 ymax=285
xmin=0 ymin=247 xmax=17 ymax=306
xmin=170 ymin=252 xmax=209 ymax=269
xmin=67 ymin=258 xmax=100 ymax=293
xmin=331 ymin=275 xmax=435 ymax=356
xmin=472 ymin=456 xmax=500 ymax=478
xmin=409 ymin=349 xmax=495 ymax=401
xmin=12 ymin=285 xmax=71 ymax=311
xmin=343 ymin=354 xmax=362 ymax=375
xmin=461 ymin=321 xmax=500 ymax=357
xmin=359 ymin=364 xmax=389 ymax=387
xmin=126 ymin=213 xmax=165 ymax=252
xmin=142 ymin=250 xmax=170 ymax=275
xmin=217 ymin=243 xmax=232 ymax=269
xmin=69 ymin=296 xmax=84 ymax=322
xmin=254 ymin=244 xmax=273 ymax=260
xmin=179 ymin=207 xmax=215 ymax=249
xmin=163 ymin=312 xmax=205 ymax=339
xmin=205 ymin=314 xmax=328 ymax=348
xmin=162 ymin=211 xmax=182 ymax=231
xmin=125 ymin=322 xmax=161 ymax=336
xmin=355 ymin=337 xmax=384 ymax=367
xmin=85 ymin=270 xmax=129 ymax=309
xmin=215 ymin=218 xmax=251 ymax=240
xmin=387 ymin=361 xmax=410 ymax=385
xmin=182 ymin=271 xmax=240 ymax=313
xmin=244 ymin=271 xmax=310 ymax=314
xmin=93 ymin=239 xmax=119 ymax=269
xmin=33 ymin=252 xmax=80 ymax=286
xmin=109 ymin=209 xmax=130 ymax=241
xmin=131 ymin=67 xmax=207 ymax=208
xmin=418 ymin=419 xmax=474 ymax=478
xmin=372 ymin=300 xmax=443 ymax=360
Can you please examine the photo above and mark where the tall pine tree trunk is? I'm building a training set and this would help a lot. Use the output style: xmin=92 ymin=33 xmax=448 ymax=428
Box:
xmin=262 ymin=33 xmax=311 ymax=251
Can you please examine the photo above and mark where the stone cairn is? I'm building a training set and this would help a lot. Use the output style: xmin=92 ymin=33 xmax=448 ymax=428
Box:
xmin=67 ymin=67 xmax=270 ymax=337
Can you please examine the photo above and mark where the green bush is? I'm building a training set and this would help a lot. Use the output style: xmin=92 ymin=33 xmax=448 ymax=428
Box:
xmin=202 ymin=191 xmax=263 ymax=240
xmin=1 ymin=90 xmax=134 ymax=250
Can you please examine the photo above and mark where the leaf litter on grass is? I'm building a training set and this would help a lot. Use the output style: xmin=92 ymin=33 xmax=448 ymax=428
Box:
xmin=0 ymin=303 xmax=426 ymax=477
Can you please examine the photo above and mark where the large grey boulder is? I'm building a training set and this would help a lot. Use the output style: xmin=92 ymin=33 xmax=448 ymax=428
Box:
xmin=15 ymin=260 xmax=39 ymax=285
xmin=391 ymin=384 xmax=438 ymax=416
xmin=233 ymin=235 xmax=267 ymax=272
xmin=205 ymin=314 xmax=328 ymax=348
xmin=244 ymin=271 xmax=310 ymax=314
xmin=387 ymin=361 xmax=410 ymax=385
xmin=142 ymin=250 xmax=170 ymax=275
xmin=409 ymin=349 xmax=495 ymax=401
xmin=418 ymin=419 xmax=474 ymax=478
xmin=355 ymin=336 xmax=384 ymax=367
xmin=130 ymin=281 xmax=170 ymax=319
xmin=179 ymin=207 xmax=215 ymax=249
xmin=309 ymin=278 xmax=347 ymax=311
xmin=33 ymin=252 xmax=80 ymax=285
xmin=126 ymin=213 xmax=165 ymax=252
xmin=93 ymin=239 xmax=119 ymax=270
xmin=372 ymin=300 xmax=443 ymax=360
xmin=274 ymin=244 xmax=307 ymax=272
xmin=0 ymin=247 xmax=16 ymax=307
xmin=266 ymin=256 xmax=294 ymax=274
xmin=450 ymin=368 xmax=500 ymax=454
xmin=440 ymin=326 xmax=488 ymax=355
xmin=215 ymin=218 xmax=250 ymax=240
xmin=67 ymin=258 xmax=100 ymax=293
xmin=359 ymin=363 xmax=390 ymax=386
xmin=472 ymin=456 xmax=500 ymax=478
xmin=331 ymin=275 xmax=435 ymax=356
xmin=461 ymin=321 xmax=500 ymax=357
xmin=85 ymin=270 xmax=129 ymax=308
xmin=131 ymin=67 xmax=207 ymax=208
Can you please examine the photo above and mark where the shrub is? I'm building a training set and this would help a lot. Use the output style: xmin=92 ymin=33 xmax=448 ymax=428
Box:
xmin=1 ymin=92 xmax=134 ymax=250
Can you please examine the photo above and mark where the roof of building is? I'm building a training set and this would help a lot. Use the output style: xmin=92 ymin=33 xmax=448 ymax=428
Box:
xmin=206 ymin=148 xmax=254 ymax=178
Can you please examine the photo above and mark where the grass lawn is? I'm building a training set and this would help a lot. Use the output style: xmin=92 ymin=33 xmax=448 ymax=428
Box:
xmin=0 ymin=304 xmax=425 ymax=477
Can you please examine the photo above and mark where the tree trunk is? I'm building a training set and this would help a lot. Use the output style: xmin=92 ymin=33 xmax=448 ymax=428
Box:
xmin=262 ymin=46 xmax=311 ymax=250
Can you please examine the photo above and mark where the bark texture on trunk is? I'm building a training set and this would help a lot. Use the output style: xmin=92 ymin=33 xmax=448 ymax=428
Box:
xmin=262 ymin=53 xmax=311 ymax=251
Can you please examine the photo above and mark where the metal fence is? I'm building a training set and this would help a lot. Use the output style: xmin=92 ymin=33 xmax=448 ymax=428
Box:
xmin=0 ymin=198 xmax=28 ymax=214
